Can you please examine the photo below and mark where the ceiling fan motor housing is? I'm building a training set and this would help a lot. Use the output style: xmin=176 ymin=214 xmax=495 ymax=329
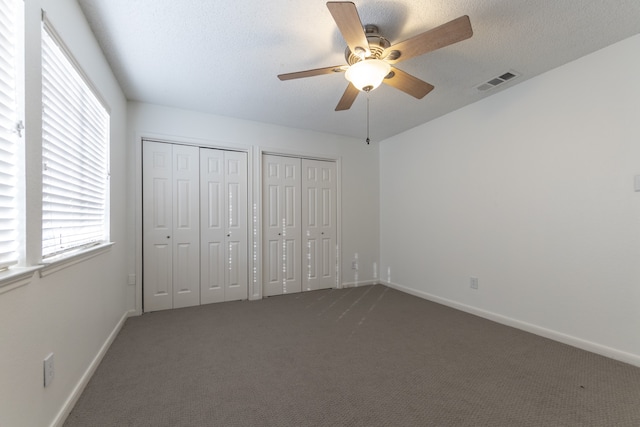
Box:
xmin=344 ymin=24 xmax=391 ymax=65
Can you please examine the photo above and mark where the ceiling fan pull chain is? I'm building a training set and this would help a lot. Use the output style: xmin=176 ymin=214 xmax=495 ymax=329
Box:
xmin=366 ymin=93 xmax=370 ymax=145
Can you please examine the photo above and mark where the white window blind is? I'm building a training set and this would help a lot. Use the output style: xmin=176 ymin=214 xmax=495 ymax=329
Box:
xmin=0 ymin=0 xmax=20 ymax=270
xmin=41 ymin=20 xmax=110 ymax=259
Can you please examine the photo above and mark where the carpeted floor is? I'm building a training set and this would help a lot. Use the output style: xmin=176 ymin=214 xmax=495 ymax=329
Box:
xmin=64 ymin=284 xmax=640 ymax=426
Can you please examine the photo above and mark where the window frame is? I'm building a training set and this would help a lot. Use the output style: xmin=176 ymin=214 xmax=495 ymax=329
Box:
xmin=0 ymin=0 xmax=23 ymax=272
xmin=0 ymin=0 xmax=40 ymax=292
xmin=40 ymin=13 xmax=112 ymax=266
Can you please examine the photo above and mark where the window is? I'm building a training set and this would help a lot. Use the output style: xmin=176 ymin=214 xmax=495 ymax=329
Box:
xmin=41 ymin=18 xmax=110 ymax=259
xmin=0 ymin=0 xmax=21 ymax=271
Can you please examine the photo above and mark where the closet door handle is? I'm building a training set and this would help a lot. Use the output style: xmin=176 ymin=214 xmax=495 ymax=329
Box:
xmin=227 ymin=233 xmax=231 ymax=237
xmin=166 ymin=236 xmax=171 ymax=239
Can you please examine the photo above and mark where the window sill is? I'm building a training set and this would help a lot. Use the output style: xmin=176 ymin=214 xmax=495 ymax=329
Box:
xmin=39 ymin=242 xmax=115 ymax=278
xmin=0 ymin=266 xmax=43 ymax=295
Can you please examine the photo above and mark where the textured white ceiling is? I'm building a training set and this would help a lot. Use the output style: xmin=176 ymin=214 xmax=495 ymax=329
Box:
xmin=77 ymin=0 xmax=640 ymax=141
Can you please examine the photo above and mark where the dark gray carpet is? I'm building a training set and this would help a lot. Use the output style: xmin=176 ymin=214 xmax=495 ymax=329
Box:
xmin=64 ymin=285 xmax=640 ymax=426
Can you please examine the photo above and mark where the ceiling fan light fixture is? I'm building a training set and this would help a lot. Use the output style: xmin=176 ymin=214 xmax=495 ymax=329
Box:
xmin=345 ymin=59 xmax=391 ymax=92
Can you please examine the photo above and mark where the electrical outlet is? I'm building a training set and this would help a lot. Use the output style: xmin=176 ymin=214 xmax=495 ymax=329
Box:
xmin=470 ymin=277 xmax=479 ymax=290
xmin=351 ymin=261 xmax=358 ymax=270
xmin=127 ymin=273 xmax=136 ymax=285
xmin=43 ymin=353 xmax=54 ymax=387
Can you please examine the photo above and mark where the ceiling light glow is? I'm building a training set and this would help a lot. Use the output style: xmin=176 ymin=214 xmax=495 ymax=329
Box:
xmin=345 ymin=59 xmax=391 ymax=92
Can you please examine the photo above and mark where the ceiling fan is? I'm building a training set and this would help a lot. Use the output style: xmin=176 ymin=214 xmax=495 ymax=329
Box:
xmin=278 ymin=1 xmax=473 ymax=111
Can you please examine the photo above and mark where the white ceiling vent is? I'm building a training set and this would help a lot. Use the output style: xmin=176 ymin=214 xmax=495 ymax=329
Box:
xmin=475 ymin=70 xmax=520 ymax=91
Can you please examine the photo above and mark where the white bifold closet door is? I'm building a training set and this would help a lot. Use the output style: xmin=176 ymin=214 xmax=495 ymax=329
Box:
xmin=200 ymin=148 xmax=248 ymax=304
xmin=143 ymin=142 xmax=200 ymax=311
xmin=302 ymin=159 xmax=337 ymax=291
xmin=263 ymin=155 xmax=302 ymax=296
xmin=143 ymin=140 xmax=248 ymax=312
xmin=262 ymin=155 xmax=336 ymax=296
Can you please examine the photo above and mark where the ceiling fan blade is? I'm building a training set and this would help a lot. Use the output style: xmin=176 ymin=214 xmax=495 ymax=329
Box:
xmin=382 ymin=15 xmax=472 ymax=64
xmin=383 ymin=67 xmax=434 ymax=99
xmin=335 ymin=83 xmax=359 ymax=111
xmin=278 ymin=65 xmax=346 ymax=81
xmin=326 ymin=2 xmax=370 ymax=58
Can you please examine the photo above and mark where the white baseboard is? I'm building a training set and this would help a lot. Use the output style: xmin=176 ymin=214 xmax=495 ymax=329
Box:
xmin=342 ymin=280 xmax=378 ymax=288
xmin=51 ymin=310 xmax=131 ymax=427
xmin=381 ymin=280 xmax=640 ymax=368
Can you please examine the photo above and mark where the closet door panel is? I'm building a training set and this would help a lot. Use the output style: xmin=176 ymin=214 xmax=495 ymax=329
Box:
xmin=305 ymin=237 xmax=318 ymax=282
xmin=263 ymin=180 xmax=282 ymax=296
xmin=143 ymin=141 xmax=174 ymax=312
xmin=172 ymin=144 xmax=200 ymax=309
xmin=200 ymin=149 xmax=225 ymax=304
xmin=262 ymin=155 xmax=302 ymax=296
xmin=322 ymin=238 xmax=332 ymax=277
xmin=224 ymin=151 xmax=248 ymax=301
xmin=201 ymin=148 xmax=248 ymax=303
xmin=302 ymin=159 xmax=336 ymax=291
xmin=262 ymin=156 xmax=284 ymax=296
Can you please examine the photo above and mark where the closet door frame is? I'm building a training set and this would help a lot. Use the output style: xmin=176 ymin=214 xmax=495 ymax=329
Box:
xmin=255 ymin=148 xmax=342 ymax=299
xmin=136 ymin=135 xmax=254 ymax=314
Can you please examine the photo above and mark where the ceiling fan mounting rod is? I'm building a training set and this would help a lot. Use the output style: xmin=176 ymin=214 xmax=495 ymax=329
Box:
xmin=364 ymin=24 xmax=379 ymax=35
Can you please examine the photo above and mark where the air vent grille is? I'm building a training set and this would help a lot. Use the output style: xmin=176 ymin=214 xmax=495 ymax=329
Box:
xmin=475 ymin=70 xmax=521 ymax=91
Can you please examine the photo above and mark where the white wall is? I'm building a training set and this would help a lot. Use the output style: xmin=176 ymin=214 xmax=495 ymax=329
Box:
xmin=127 ymin=102 xmax=380 ymax=312
xmin=380 ymin=34 xmax=640 ymax=366
xmin=0 ymin=1 xmax=130 ymax=426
